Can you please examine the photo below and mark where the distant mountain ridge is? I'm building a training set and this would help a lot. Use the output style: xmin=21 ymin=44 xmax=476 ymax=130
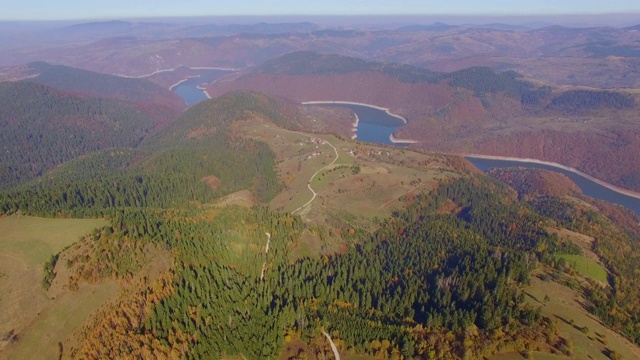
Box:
xmin=5 ymin=21 xmax=640 ymax=88
xmin=25 ymin=61 xmax=184 ymax=109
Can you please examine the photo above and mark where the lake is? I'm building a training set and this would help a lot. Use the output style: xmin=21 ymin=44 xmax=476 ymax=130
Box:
xmin=466 ymin=157 xmax=640 ymax=215
xmin=304 ymin=102 xmax=406 ymax=146
xmin=304 ymin=102 xmax=640 ymax=215
xmin=171 ymin=69 xmax=234 ymax=106
xmin=172 ymin=88 xmax=640 ymax=215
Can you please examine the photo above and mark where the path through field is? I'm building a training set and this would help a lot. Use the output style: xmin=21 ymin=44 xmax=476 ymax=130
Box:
xmin=322 ymin=330 xmax=341 ymax=360
xmin=291 ymin=138 xmax=339 ymax=215
xmin=260 ymin=232 xmax=271 ymax=281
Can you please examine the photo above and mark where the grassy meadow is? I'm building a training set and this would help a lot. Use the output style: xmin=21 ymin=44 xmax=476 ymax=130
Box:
xmin=0 ymin=215 xmax=108 ymax=359
xmin=0 ymin=215 xmax=107 ymax=268
xmin=555 ymin=254 xmax=608 ymax=283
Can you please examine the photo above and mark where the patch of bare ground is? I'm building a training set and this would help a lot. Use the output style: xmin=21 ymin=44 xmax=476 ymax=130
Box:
xmin=201 ymin=175 xmax=221 ymax=191
xmin=211 ymin=189 xmax=257 ymax=208
xmin=279 ymin=336 xmax=318 ymax=360
xmin=436 ymin=198 xmax=461 ymax=215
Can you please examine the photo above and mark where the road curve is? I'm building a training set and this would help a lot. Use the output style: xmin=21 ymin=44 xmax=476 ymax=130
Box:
xmin=291 ymin=138 xmax=339 ymax=215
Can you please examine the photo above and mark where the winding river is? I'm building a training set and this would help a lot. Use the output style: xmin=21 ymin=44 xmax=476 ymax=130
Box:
xmin=466 ymin=156 xmax=640 ymax=214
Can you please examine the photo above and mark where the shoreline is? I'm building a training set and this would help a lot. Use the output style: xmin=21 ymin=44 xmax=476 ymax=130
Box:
xmin=196 ymin=85 xmax=212 ymax=99
xmin=118 ymin=66 xmax=238 ymax=79
xmin=464 ymin=153 xmax=640 ymax=201
xmin=351 ymin=113 xmax=359 ymax=134
xmin=352 ymin=113 xmax=359 ymax=128
xmin=168 ymin=75 xmax=199 ymax=91
xmin=301 ymin=100 xmax=407 ymax=124
xmin=389 ymin=133 xmax=420 ymax=144
xmin=190 ymin=66 xmax=239 ymax=71
xmin=117 ymin=66 xmax=181 ymax=79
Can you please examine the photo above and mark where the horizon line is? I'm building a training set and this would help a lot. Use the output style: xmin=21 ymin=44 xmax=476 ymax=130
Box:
xmin=2 ymin=12 xmax=640 ymax=23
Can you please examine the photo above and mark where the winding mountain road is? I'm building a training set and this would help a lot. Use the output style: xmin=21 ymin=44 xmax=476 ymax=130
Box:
xmin=291 ymin=138 xmax=339 ymax=215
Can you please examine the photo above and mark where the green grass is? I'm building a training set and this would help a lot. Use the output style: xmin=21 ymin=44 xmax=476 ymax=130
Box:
xmin=0 ymin=215 xmax=107 ymax=267
xmin=522 ymin=272 xmax=640 ymax=360
xmin=0 ymin=215 xmax=110 ymax=359
xmin=8 ymin=282 xmax=119 ymax=360
xmin=491 ymin=352 xmax=567 ymax=360
xmin=555 ymin=254 xmax=608 ymax=282
xmin=243 ymin=119 xmax=460 ymax=233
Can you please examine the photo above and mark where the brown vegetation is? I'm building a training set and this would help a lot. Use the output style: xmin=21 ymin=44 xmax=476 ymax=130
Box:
xmin=488 ymin=168 xmax=581 ymax=199
xmin=201 ymin=175 xmax=221 ymax=191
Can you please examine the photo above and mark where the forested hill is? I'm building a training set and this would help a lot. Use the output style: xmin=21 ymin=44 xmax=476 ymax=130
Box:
xmin=25 ymin=61 xmax=185 ymax=118
xmin=255 ymin=51 xmax=531 ymax=95
xmin=0 ymin=91 xmax=287 ymax=216
xmin=254 ymin=51 xmax=636 ymax=109
xmin=257 ymin=50 xmax=440 ymax=83
xmin=146 ymin=89 xmax=303 ymax=145
xmin=210 ymin=51 xmax=640 ymax=192
xmin=0 ymin=81 xmax=159 ymax=189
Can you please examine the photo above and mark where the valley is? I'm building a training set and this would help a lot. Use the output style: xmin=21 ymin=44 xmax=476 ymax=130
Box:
xmin=1 ymin=13 xmax=640 ymax=360
xmin=205 ymin=51 xmax=640 ymax=193
xmin=2 ymin=90 xmax=640 ymax=359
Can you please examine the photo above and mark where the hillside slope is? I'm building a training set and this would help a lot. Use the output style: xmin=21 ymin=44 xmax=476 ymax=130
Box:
xmin=25 ymin=61 xmax=184 ymax=122
xmin=2 ymin=89 xmax=640 ymax=359
xmin=207 ymin=51 xmax=640 ymax=191
xmin=0 ymin=81 xmax=160 ymax=189
xmin=0 ymin=91 xmax=289 ymax=216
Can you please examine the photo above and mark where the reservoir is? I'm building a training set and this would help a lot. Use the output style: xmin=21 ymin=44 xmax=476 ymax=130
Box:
xmin=171 ymin=69 xmax=234 ymax=106
xmin=171 ymin=85 xmax=640 ymax=215
xmin=305 ymin=102 xmax=407 ymax=146
xmin=306 ymin=102 xmax=640 ymax=215
xmin=466 ymin=157 xmax=640 ymax=215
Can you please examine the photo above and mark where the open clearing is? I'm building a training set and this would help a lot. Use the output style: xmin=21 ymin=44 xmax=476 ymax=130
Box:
xmin=521 ymin=270 xmax=640 ymax=360
xmin=0 ymin=215 xmax=107 ymax=267
xmin=209 ymin=189 xmax=257 ymax=208
xmin=240 ymin=119 xmax=461 ymax=236
xmin=555 ymin=254 xmax=608 ymax=283
xmin=0 ymin=215 xmax=107 ymax=358
xmin=6 ymin=281 xmax=119 ymax=360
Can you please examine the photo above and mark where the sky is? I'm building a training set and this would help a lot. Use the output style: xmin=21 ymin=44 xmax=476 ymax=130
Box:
xmin=2 ymin=0 xmax=640 ymax=21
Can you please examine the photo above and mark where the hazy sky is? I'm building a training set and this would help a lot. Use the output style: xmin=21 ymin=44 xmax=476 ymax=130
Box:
xmin=3 ymin=0 xmax=640 ymax=20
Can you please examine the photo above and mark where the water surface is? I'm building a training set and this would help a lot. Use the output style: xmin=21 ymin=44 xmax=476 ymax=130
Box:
xmin=311 ymin=103 xmax=405 ymax=146
xmin=172 ymin=69 xmax=234 ymax=106
xmin=467 ymin=157 xmax=640 ymax=215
